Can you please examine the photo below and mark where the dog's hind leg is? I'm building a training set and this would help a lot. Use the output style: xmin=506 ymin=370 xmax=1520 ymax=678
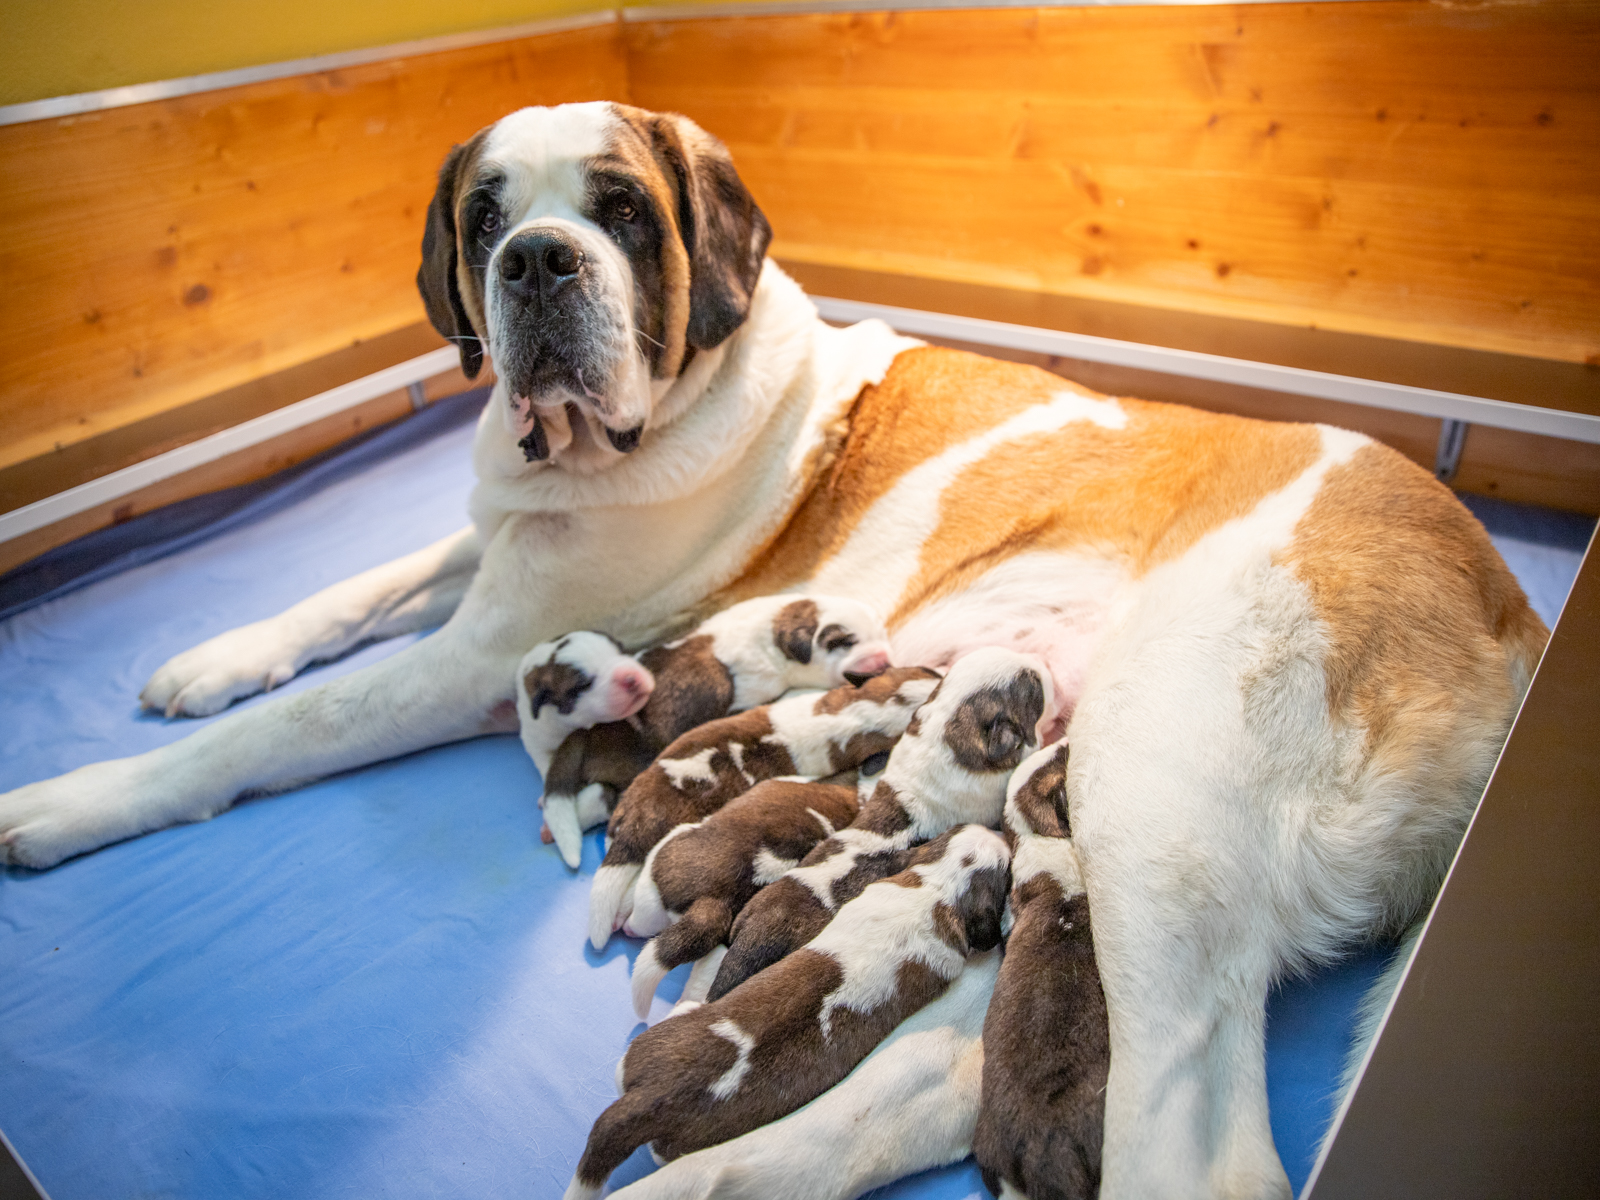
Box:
xmin=141 ymin=525 xmax=482 ymax=718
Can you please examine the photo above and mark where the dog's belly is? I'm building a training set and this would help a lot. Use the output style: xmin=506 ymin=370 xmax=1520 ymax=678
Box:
xmin=836 ymin=551 xmax=1129 ymax=735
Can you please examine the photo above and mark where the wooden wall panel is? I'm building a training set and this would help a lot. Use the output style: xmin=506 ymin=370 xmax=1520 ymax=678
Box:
xmin=0 ymin=20 xmax=624 ymax=471
xmin=626 ymin=1 xmax=1600 ymax=365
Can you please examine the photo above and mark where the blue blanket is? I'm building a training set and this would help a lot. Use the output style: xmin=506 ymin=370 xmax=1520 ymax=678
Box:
xmin=2 ymin=390 xmax=1590 ymax=1199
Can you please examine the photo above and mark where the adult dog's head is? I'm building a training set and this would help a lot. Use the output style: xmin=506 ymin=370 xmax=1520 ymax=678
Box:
xmin=417 ymin=102 xmax=771 ymax=469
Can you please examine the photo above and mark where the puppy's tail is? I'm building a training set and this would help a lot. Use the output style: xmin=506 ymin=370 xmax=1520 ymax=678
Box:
xmin=569 ymin=1089 xmax=661 ymax=1200
xmin=545 ymin=793 xmax=585 ymax=869
xmin=589 ymin=862 xmax=642 ymax=951
xmin=632 ymin=938 xmax=672 ymax=1019
xmin=632 ymin=899 xmax=733 ymax=1017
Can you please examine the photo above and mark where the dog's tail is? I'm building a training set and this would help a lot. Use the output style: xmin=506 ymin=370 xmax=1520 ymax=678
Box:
xmin=589 ymin=862 xmax=643 ymax=951
xmin=707 ymin=883 xmax=827 ymax=1001
xmin=568 ymin=1088 xmax=662 ymax=1200
xmin=632 ymin=899 xmax=734 ymax=1017
xmin=545 ymin=793 xmax=585 ymax=869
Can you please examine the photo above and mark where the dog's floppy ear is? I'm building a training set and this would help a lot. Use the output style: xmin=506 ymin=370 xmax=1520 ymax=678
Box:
xmin=417 ymin=141 xmax=484 ymax=379
xmin=773 ymin=599 xmax=820 ymax=665
xmin=651 ymin=115 xmax=773 ymax=351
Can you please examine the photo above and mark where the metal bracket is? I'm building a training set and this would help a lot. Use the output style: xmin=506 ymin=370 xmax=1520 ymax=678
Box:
xmin=1435 ymin=418 xmax=1469 ymax=483
xmin=406 ymin=381 xmax=428 ymax=412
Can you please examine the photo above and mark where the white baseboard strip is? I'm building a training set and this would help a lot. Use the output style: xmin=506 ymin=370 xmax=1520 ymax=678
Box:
xmin=813 ymin=296 xmax=1600 ymax=446
xmin=0 ymin=346 xmax=461 ymax=546
xmin=5 ymin=299 xmax=1595 ymax=552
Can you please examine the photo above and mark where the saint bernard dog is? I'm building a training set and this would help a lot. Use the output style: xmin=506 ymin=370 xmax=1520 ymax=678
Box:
xmin=0 ymin=101 xmax=1546 ymax=1199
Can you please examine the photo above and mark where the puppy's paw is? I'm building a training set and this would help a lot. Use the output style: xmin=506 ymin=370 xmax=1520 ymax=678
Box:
xmin=140 ymin=620 xmax=301 ymax=717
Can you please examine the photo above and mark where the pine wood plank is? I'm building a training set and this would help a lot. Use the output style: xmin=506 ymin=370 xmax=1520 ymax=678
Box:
xmin=626 ymin=1 xmax=1600 ymax=364
xmin=0 ymin=21 xmax=624 ymax=469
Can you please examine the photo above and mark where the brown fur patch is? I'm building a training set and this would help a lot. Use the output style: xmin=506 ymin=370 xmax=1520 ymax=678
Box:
xmin=521 ymin=659 xmax=593 ymax=720
xmin=719 ymin=347 xmax=1323 ymax=621
xmin=637 ymin=635 xmax=736 ymax=746
xmin=1010 ymin=743 xmax=1072 ymax=839
xmin=544 ymin=722 xmax=658 ymax=807
xmin=603 ymin=708 xmax=790 ymax=868
xmin=1281 ymin=441 xmax=1548 ymax=926
xmin=942 ymin=673 xmax=1046 ymax=774
xmin=975 ymin=882 xmax=1108 ymax=1200
xmin=648 ymin=780 xmax=861 ymax=972
xmin=772 ymin=598 xmax=820 ymax=664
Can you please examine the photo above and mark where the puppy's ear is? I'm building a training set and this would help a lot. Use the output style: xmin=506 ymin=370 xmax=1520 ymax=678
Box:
xmin=944 ymin=670 xmax=1046 ymax=773
xmin=932 ymin=901 xmax=971 ymax=958
xmin=522 ymin=661 xmax=591 ymax=718
xmin=651 ymin=116 xmax=773 ymax=351
xmin=1012 ymin=744 xmax=1072 ymax=838
xmin=417 ymin=141 xmax=484 ymax=379
xmin=773 ymin=599 xmax=820 ymax=665
xmin=958 ymin=864 xmax=1011 ymax=953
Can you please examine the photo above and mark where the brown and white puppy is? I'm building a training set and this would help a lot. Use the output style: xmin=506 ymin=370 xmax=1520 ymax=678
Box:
xmin=537 ymin=593 xmax=892 ymax=866
xmin=626 ymin=778 xmax=862 ymax=1017
xmin=563 ymin=824 xmax=1012 ymax=1200
xmin=975 ymin=742 xmax=1110 ymax=1200
xmin=707 ymin=646 xmax=1051 ymax=1000
xmin=587 ymin=667 xmax=940 ymax=949
xmin=604 ymin=948 xmax=1001 ymax=1200
xmin=515 ymin=632 xmax=655 ymax=779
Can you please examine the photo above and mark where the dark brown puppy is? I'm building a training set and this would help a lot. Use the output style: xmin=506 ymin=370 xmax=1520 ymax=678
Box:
xmin=626 ymin=779 xmax=862 ymax=1017
xmin=534 ymin=593 xmax=892 ymax=868
xmin=974 ymin=742 xmax=1110 ymax=1200
xmin=561 ymin=824 xmax=1012 ymax=1200
xmin=707 ymin=646 xmax=1051 ymax=1000
xmin=587 ymin=667 xmax=940 ymax=949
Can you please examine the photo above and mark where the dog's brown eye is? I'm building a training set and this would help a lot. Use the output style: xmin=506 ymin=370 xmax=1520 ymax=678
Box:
xmin=479 ymin=210 xmax=501 ymax=237
xmin=615 ymin=201 xmax=636 ymax=223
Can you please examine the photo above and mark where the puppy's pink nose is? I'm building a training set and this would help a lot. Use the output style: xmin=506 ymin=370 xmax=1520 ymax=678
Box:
xmin=606 ymin=664 xmax=655 ymax=718
xmin=842 ymin=647 xmax=891 ymax=685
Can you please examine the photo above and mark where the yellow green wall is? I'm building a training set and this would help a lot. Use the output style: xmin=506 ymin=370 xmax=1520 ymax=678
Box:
xmin=0 ymin=0 xmax=629 ymax=106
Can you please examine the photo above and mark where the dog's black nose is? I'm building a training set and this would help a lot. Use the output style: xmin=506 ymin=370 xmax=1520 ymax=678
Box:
xmin=499 ymin=230 xmax=583 ymax=304
xmin=843 ymin=670 xmax=875 ymax=687
xmin=606 ymin=424 xmax=643 ymax=453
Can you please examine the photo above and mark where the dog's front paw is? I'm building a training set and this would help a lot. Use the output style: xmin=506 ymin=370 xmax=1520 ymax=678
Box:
xmin=141 ymin=620 xmax=301 ymax=717
xmin=0 ymin=760 xmax=167 ymax=868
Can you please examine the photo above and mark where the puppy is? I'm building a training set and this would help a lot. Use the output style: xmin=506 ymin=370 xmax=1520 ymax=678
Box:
xmin=603 ymin=948 xmax=1001 ymax=1200
xmin=974 ymin=741 xmax=1109 ymax=1200
xmin=563 ymin=824 xmax=1012 ymax=1200
xmin=627 ymin=778 xmax=862 ymax=1017
xmin=588 ymin=667 xmax=940 ymax=949
xmin=707 ymin=646 xmax=1052 ymax=1000
xmin=534 ymin=594 xmax=892 ymax=867
xmin=516 ymin=633 xmax=656 ymax=778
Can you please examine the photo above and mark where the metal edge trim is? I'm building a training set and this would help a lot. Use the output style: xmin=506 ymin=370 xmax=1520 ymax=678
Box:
xmin=0 ymin=11 xmax=619 ymax=127
xmin=812 ymin=296 xmax=1600 ymax=445
xmin=621 ymin=0 xmax=1371 ymax=23
xmin=0 ymin=347 xmax=463 ymax=545
xmin=0 ymin=1124 xmax=53 ymax=1200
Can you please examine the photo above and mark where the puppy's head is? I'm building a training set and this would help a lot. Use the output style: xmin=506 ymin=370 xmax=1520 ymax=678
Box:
xmin=1004 ymin=741 xmax=1071 ymax=840
xmin=418 ymin=102 xmax=771 ymax=470
xmin=914 ymin=824 xmax=1012 ymax=956
xmin=518 ymin=632 xmax=655 ymax=729
xmin=906 ymin=647 xmax=1053 ymax=775
xmin=767 ymin=596 xmax=894 ymax=688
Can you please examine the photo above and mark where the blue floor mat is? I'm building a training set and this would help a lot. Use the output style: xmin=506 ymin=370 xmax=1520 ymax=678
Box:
xmin=2 ymin=392 xmax=1591 ymax=1200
